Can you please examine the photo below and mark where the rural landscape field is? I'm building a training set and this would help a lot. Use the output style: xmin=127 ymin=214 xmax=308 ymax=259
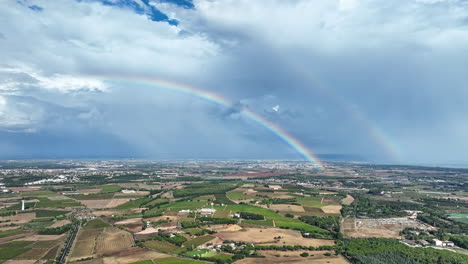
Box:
xmin=0 ymin=160 xmax=466 ymax=264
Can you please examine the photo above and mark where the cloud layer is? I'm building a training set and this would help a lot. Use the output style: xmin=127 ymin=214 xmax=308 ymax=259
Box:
xmin=1 ymin=0 xmax=468 ymax=163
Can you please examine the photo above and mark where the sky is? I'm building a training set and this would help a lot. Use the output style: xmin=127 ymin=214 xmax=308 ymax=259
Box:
xmin=1 ymin=0 xmax=468 ymax=164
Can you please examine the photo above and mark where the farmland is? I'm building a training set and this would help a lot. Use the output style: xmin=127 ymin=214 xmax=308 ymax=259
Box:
xmin=0 ymin=160 xmax=467 ymax=264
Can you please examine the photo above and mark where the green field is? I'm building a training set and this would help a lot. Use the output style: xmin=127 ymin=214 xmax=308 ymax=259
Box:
xmin=83 ymin=218 xmax=111 ymax=229
xmin=226 ymin=190 xmax=250 ymax=200
xmin=115 ymin=197 xmax=153 ymax=209
xmin=100 ymin=185 xmax=123 ymax=193
xmin=0 ymin=241 xmax=34 ymax=248
xmin=223 ymin=204 xmax=329 ymax=233
xmin=35 ymin=209 xmax=70 ymax=217
xmin=144 ymin=198 xmax=169 ymax=207
xmin=142 ymin=240 xmax=180 ymax=253
xmin=214 ymin=194 xmax=235 ymax=205
xmin=155 ymin=257 xmax=210 ymax=264
xmin=295 ymin=196 xmax=326 ymax=207
xmin=0 ymin=247 xmax=31 ymax=260
xmin=185 ymin=249 xmax=216 ymax=258
xmin=183 ymin=235 xmax=216 ymax=249
xmin=0 ymin=229 xmax=25 ymax=238
xmin=184 ymin=228 xmax=205 ymax=236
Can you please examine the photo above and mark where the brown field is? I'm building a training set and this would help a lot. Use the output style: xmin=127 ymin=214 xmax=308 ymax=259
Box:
xmin=48 ymin=195 xmax=75 ymax=200
xmin=208 ymin=224 xmax=243 ymax=232
xmin=123 ymin=224 xmax=143 ymax=233
xmin=107 ymin=199 xmax=132 ymax=208
xmin=3 ymin=260 xmax=37 ymax=264
xmin=115 ymin=218 xmax=142 ymax=225
xmin=321 ymin=197 xmax=340 ymax=205
xmin=269 ymin=204 xmax=305 ymax=213
xmin=341 ymin=195 xmax=354 ymax=205
xmin=10 ymin=213 xmax=36 ymax=223
xmin=114 ymin=191 xmax=150 ymax=197
xmin=49 ymin=219 xmax=71 ymax=228
xmin=69 ymin=228 xmax=102 ymax=260
xmin=235 ymin=253 xmax=349 ymax=264
xmin=102 ymin=248 xmax=170 ymax=264
xmin=342 ymin=217 xmax=430 ymax=239
xmin=272 ymin=194 xmax=294 ymax=199
xmin=215 ymin=227 xmax=334 ymax=247
xmin=95 ymin=227 xmax=134 ymax=254
xmin=42 ymin=245 xmax=61 ymax=260
xmin=79 ymin=200 xmax=112 ymax=209
xmin=320 ymin=205 xmax=342 ymax=214
xmin=20 ymin=234 xmax=66 ymax=241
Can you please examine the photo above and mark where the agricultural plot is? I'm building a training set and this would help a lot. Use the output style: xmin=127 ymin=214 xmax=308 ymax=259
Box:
xmin=183 ymin=235 xmax=216 ymax=249
xmin=154 ymin=257 xmax=210 ymax=264
xmin=0 ymin=229 xmax=25 ymax=238
xmin=214 ymin=227 xmax=334 ymax=247
xmin=142 ymin=240 xmax=180 ymax=254
xmin=342 ymin=217 xmax=431 ymax=239
xmin=269 ymin=204 xmax=305 ymax=212
xmin=70 ymin=228 xmax=102 ymax=260
xmin=224 ymin=204 xmax=329 ymax=233
xmin=84 ymin=219 xmax=111 ymax=229
xmin=95 ymin=227 xmax=134 ymax=254
xmin=35 ymin=209 xmax=70 ymax=217
xmin=36 ymin=197 xmax=82 ymax=208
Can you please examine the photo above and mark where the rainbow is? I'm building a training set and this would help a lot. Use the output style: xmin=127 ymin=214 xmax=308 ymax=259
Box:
xmin=96 ymin=77 xmax=323 ymax=167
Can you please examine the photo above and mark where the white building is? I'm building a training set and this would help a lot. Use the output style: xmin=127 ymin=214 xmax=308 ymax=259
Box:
xmin=199 ymin=208 xmax=216 ymax=216
xmin=433 ymin=239 xmax=455 ymax=247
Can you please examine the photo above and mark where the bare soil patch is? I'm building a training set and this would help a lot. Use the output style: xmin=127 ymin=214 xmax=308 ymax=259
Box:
xmin=208 ymin=224 xmax=244 ymax=232
xmin=20 ymin=234 xmax=66 ymax=241
xmin=107 ymin=199 xmax=131 ymax=208
xmin=236 ymin=254 xmax=348 ymax=264
xmin=79 ymin=200 xmax=112 ymax=209
xmin=114 ymin=218 xmax=142 ymax=225
xmin=341 ymin=195 xmax=354 ymax=205
xmin=342 ymin=217 xmax=430 ymax=239
xmin=49 ymin=219 xmax=71 ymax=228
xmin=320 ymin=205 xmax=342 ymax=214
xmin=95 ymin=227 xmax=134 ymax=254
xmin=215 ymin=227 xmax=334 ymax=247
xmin=3 ymin=260 xmax=37 ymax=264
xmin=102 ymin=248 xmax=170 ymax=264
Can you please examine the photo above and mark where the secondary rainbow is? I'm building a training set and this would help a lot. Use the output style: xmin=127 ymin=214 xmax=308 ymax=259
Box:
xmin=97 ymin=77 xmax=323 ymax=167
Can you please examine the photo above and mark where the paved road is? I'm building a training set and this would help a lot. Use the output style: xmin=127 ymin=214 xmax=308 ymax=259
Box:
xmin=57 ymin=222 xmax=79 ymax=264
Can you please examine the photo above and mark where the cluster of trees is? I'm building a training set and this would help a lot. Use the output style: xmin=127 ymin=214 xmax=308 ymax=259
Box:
xmin=219 ymin=241 xmax=260 ymax=262
xmin=137 ymin=232 xmax=187 ymax=246
xmin=298 ymin=216 xmax=340 ymax=233
xmin=449 ymin=235 xmax=468 ymax=250
xmin=239 ymin=212 xmax=264 ymax=220
xmin=341 ymin=195 xmax=408 ymax=218
xmin=344 ymin=238 xmax=468 ymax=264
xmin=400 ymin=228 xmax=432 ymax=242
xmin=38 ymin=223 xmax=72 ymax=235
xmin=417 ymin=212 xmax=468 ymax=235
